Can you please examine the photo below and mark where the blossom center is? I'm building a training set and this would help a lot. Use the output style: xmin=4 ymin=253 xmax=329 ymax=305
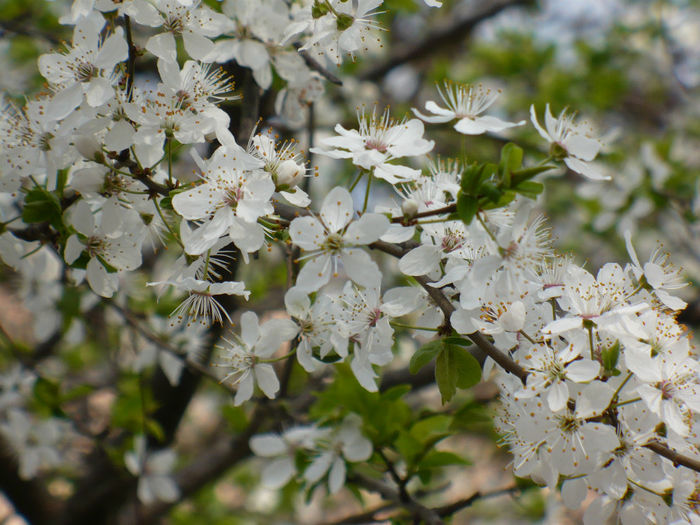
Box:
xmin=323 ymin=233 xmax=344 ymax=253
xmin=86 ymin=236 xmax=106 ymax=257
xmin=364 ymin=139 xmax=388 ymax=153
xmin=441 ymin=231 xmax=463 ymax=253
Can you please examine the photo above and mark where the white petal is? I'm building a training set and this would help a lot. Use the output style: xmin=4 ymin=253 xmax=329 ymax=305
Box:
xmin=350 ymin=355 xmax=378 ymax=392
xmin=240 ymin=311 xmax=260 ymax=348
xmin=296 ymin=254 xmax=332 ymax=292
xmin=289 ymin=216 xmax=325 ymax=251
xmin=65 ymin=234 xmax=85 ymax=264
xmin=341 ymin=249 xmax=381 ymax=289
xmin=284 ymin=287 xmax=310 ymax=318
xmin=172 ymin=184 xmax=219 ymax=220
xmin=328 ymin=457 xmax=346 ymax=493
xmin=150 ymin=476 xmax=179 ymax=503
xmin=304 ymin=451 xmax=333 ymax=482
xmin=261 ymin=457 xmax=295 ymax=489
xmin=321 ymin=187 xmax=354 ymax=232
xmin=454 ymin=116 xmax=523 ymax=135
xmin=398 ymin=244 xmax=440 ymax=276
xmin=547 ymin=381 xmax=569 ymax=412
xmin=254 ymin=364 xmax=280 ymax=399
xmin=96 ymin=31 xmax=128 ymax=68
xmin=529 ymin=105 xmax=550 ymax=141
xmin=86 ymin=257 xmax=117 ymax=297
xmin=342 ymin=436 xmax=372 ymax=462
xmin=562 ymin=478 xmax=587 ymax=509
xmin=564 ymin=133 xmax=601 ymax=161
xmin=233 ymin=372 xmax=254 ymax=406
xmin=381 ymin=287 xmax=421 ymax=317
xmin=450 ymin=308 xmax=476 ymax=334
xmin=564 ymin=157 xmax=609 ymax=181
xmin=70 ymin=199 xmax=95 ymax=236
xmin=105 ymin=121 xmax=135 ymax=151
xmin=542 ymin=316 xmax=582 ymax=336
xmin=566 ymin=359 xmax=600 ymax=383
xmin=182 ymin=31 xmax=214 ymax=62
xmin=344 ymin=213 xmax=389 ymax=245
xmin=146 ymin=33 xmax=177 ymax=62
xmin=579 ymin=422 xmax=618 ymax=452
xmin=249 ymin=434 xmax=287 ymax=457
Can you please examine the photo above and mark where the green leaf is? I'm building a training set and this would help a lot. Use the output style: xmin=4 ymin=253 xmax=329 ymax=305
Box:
xmin=382 ymin=384 xmax=411 ymax=401
xmin=22 ymin=187 xmax=62 ymax=227
xmin=456 ymin=193 xmax=478 ymax=225
xmin=145 ymin=418 xmax=166 ymax=443
xmin=418 ymin=450 xmax=470 ymax=469
xmin=510 ymin=165 xmax=556 ymax=186
xmin=449 ymin=345 xmax=482 ymax=389
xmin=514 ymin=181 xmax=544 ymax=199
xmin=498 ymin=143 xmax=524 ymax=187
xmin=159 ymin=196 xmax=173 ymax=210
xmin=410 ymin=415 xmax=452 ymax=438
xmin=460 ymin=163 xmax=482 ymax=193
xmin=409 ymin=339 xmax=442 ymax=374
xmin=33 ymin=377 xmax=60 ymax=407
xmin=602 ymin=340 xmax=620 ymax=372
xmin=395 ymin=430 xmax=422 ymax=465
xmin=442 ymin=336 xmax=472 ymax=347
xmin=435 ymin=347 xmax=457 ymax=404
xmin=478 ymin=181 xmax=503 ymax=203
xmin=222 ymin=405 xmax=249 ymax=432
xmin=482 ymin=189 xmax=516 ymax=209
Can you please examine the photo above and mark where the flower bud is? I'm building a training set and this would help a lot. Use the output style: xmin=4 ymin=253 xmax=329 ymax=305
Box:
xmin=74 ymin=135 xmax=104 ymax=163
xmin=277 ymin=159 xmax=305 ymax=188
xmin=401 ymin=198 xmax=419 ymax=219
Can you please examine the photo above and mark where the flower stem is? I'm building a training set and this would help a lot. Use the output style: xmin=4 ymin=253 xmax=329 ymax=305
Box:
xmin=390 ymin=322 xmax=439 ymax=331
xmin=153 ymin=197 xmax=184 ymax=248
xmin=259 ymin=349 xmax=297 ymax=363
xmin=362 ymin=172 xmax=373 ymax=214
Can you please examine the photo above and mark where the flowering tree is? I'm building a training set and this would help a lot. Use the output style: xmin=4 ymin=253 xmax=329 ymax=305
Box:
xmin=0 ymin=0 xmax=699 ymax=523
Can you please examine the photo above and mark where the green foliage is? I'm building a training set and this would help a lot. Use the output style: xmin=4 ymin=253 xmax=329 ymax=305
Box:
xmin=310 ymin=365 xmax=412 ymax=445
xmin=602 ymin=340 xmax=621 ymax=376
xmin=22 ymin=186 xmax=62 ymax=229
xmin=435 ymin=342 xmax=481 ymax=404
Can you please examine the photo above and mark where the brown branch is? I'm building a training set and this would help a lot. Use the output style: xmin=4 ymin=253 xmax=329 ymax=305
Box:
xmin=123 ymin=15 xmax=136 ymax=101
xmin=348 ymin=473 xmax=443 ymax=525
xmin=370 ymin=240 xmax=529 ymax=383
xmin=644 ymin=441 xmax=700 ymax=473
xmin=391 ymin=203 xmax=456 ymax=224
xmin=0 ymin=435 xmax=61 ymax=525
xmin=326 ymin=503 xmax=396 ymax=525
xmin=358 ymin=0 xmax=533 ymax=81
xmin=433 ymin=484 xmax=518 ymax=517
xmin=125 ymin=406 xmax=268 ymax=524
xmin=297 ymin=47 xmax=343 ymax=86
xmin=107 ymin=302 xmax=233 ymax=393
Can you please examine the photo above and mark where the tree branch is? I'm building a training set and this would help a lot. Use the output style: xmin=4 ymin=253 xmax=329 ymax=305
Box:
xmin=0 ymin=436 xmax=61 ymax=525
xmin=370 ymin=240 xmax=529 ymax=383
xmin=358 ymin=0 xmax=533 ymax=81
xmin=348 ymin=473 xmax=443 ymax=525
xmin=644 ymin=441 xmax=700 ymax=473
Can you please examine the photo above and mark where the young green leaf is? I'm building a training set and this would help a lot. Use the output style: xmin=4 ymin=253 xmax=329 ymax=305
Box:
xmin=409 ymin=339 xmax=442 ymax=374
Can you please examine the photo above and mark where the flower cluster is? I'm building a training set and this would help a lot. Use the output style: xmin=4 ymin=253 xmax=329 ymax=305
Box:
xmin=0 ymin=0 xmax=697 ymax=520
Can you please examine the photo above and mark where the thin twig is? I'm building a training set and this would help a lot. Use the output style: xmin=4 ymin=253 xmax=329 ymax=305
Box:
xmin=297 ymin=47 xmax=343 ymax=86
xmin=123 ymin=15 xmax=136 ymax=101
xmin=359 ymin=0 xmax=532 ymax=81
xmin=644 ymin=441 xmax=700 ymax=473
xmin=348 ymin=473 xmax=443 ymax=525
